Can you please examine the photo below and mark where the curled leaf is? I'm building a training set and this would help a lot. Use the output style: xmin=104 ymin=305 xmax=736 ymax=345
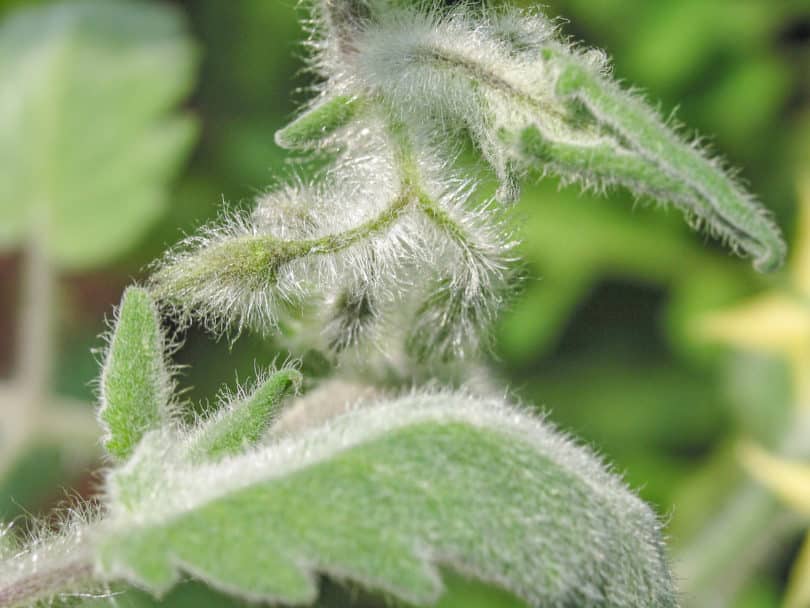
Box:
xmin=340 ymin=5 xmax=784 ymax=271
xmin=554 ymin=61 xmax=785 ymax=272
xmin=518 ymin=126 xmax=692 ymax=202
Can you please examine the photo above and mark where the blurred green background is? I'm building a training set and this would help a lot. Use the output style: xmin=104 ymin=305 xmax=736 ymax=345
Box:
xmin=0 ymin=0 xmax=808 ymax=606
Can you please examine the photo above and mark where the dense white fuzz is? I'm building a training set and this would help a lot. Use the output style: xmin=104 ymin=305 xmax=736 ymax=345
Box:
xmin=151 ymin=0 xmax=783 ymax=359
xmin=313 ymin=1 xmax=783 ymax=264
xmin=2 ymin=3 xmax=742 ymax=607
xmin=154 ymin=105 xmax=514 ymax=357
xmin=151 ymin=210 xmax=297 ymax=335
xmin=0 ymin=387 xmax=679 ymax=607
xmin=348 ymin=6 xmax=596 ymax=194
xmin=0 ymin=507 xmax=99 ymax=607
xmin=96 ymin=391 xmax=678 ymax=607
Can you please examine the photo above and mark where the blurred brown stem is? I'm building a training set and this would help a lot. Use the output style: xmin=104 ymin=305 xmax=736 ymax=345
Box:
xmin=15 ymin=226 xmax=54 ymax=408
xmin=0 ymin=558 xmax=93 ymax=607
xmin=0 ymin=227 xmax=57 ymax=481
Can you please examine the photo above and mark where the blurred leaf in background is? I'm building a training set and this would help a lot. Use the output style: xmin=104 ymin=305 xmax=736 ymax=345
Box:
xmin=0 ymin=0 xmax=196 ymax=521
xmin=0 ymin=0 xmax=197 ymax=268
xmin=741 ymin=442 xmax=810 ymax=608
xmin=687 ymin=175 xmax=810 ymax=608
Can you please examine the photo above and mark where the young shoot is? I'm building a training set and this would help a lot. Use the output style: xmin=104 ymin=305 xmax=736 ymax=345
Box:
xmin=152 ymin=0 xmax=784 ymax=363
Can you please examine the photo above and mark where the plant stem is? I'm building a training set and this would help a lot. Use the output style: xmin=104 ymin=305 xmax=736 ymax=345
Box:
xmin=415 ymin=45 xmax=566 ymax=121
xmin=15 ymin=225 xmax=54 ymax=409
xmin=296 ymin=191 xmax=412 ymax=257
xmin=0 ymin=228 xmax=56 ymax=482
xmin=0 ymin=558 xmax=94 ymax=607
xmin=386 ymin=117 xmax=482 ymax=252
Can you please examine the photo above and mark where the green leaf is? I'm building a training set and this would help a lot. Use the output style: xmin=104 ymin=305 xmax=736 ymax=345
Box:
xmin=275 ymin=95 xmax=363 ymax=150
xmin=99 ymin=287 xmax=173 ymax=462
xmin=98 ymin=393 xmax=677 ymax=607
xmin=519 ymin=125 xmax=691 ymax=202
xmin=349 ymin=6 xmax=785 ymax=272
xmin=184 ymin=368 xmax=302 ymax=463
xmin=553 ymin=60 xmax=785 ymax=272
xmin=0 ymin=0 xmax=197 ymax=269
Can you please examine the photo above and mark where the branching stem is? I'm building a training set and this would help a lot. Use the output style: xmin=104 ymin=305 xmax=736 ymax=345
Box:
xmin=262 ymin=116 xmax=479 ymax=272
xmin=386 ymin=116 xmax=481 ymax=255
xmin=295 ymin=191 xmax=412 ymax=257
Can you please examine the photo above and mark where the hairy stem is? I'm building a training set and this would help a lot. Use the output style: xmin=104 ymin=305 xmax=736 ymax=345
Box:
xmin=0 ymin=558 xmax=94 ymax=608
xmin=0 ymin=517 xmax=97 ymax=608
xmin=387 ymin=118 xmax=482 ymax=254
xmin=414 ymin=45 xmax=565 ymax=121
xmin=152 ymin=189 xmax=417 ymax=309
xmin=297 ymin=191 xmax=412 ymax=257
xmin=416 ymin=190 xmax=469 ymax=247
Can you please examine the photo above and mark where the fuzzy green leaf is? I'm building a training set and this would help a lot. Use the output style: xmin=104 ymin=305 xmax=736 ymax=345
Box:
xmin=185 ymin=368 xmax=302 ymax=463
xmin=275 ymin=95 xmax=362 ymax=150
xmin=0 ymin=0 xmax=197 ymax=269
xmin=97 ymin=393 xmax=677 ymax=607
xmin=99 ymin=287 xmax=173 ymax=462
xmin=348 ymin=5 xmax=785 ymax=272
xmin=519 ymin=125 xmax=692 ymax=201
xmin=553 ymin=61 xmax=786 ymax=272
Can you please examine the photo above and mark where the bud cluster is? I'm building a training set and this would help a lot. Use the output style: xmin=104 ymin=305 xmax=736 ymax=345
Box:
xmin=151 ymin=0 xmax=785 ymax=361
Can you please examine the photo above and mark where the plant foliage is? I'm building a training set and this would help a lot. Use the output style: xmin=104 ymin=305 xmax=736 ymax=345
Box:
xmin=0 ymin=0 xmax=196 ymax=268
xmin=152 ymin=0 xmax=784 ymax=364
xmin=0 ymin=1 xmax=791 ymax=607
